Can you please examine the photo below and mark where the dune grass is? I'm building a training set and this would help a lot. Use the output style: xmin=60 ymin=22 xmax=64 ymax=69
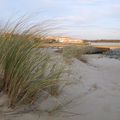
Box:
xmin=62 ymin=45 xmax=102 ymax=63
xmin=62 ymin=45 xmax=85 ymax=63
xmin=0 ymin=18 xmax=63 ymax=108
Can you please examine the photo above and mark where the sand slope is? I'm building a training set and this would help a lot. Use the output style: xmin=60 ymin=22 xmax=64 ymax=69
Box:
xmin=1 ymin=54 xmax=120 ymax=120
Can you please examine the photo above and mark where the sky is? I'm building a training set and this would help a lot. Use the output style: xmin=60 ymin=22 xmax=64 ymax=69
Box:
xmin=0 ymin=0 xmax=120 ymax=40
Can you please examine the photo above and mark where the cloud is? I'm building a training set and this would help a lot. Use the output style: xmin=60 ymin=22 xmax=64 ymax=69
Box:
xmin=76 ymin=0 xmax=102 ymax=4
xmin=54 ymin=16 xmax=85 ymax=22
xmin=0 ymin=0 xmax=120 ymax=39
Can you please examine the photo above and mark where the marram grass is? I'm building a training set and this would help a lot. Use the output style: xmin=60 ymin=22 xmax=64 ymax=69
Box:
xmin=0 ymin=18 xmax=62 ymax=108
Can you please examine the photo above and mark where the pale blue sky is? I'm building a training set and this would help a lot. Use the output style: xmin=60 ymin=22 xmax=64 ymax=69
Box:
xmin=0 ymin=0 xmax=120 ymax=39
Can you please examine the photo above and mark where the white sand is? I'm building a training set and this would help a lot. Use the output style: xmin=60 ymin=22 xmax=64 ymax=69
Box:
xmin=1 ymin=54 xmax=120 ymax=120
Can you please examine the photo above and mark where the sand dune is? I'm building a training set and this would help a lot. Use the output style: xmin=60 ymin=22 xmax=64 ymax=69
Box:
xmin=1 ymin=54 xmax=120 ymax=120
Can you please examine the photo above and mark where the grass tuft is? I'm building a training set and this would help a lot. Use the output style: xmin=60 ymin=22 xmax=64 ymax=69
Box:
xmin=62 ymin=45 xmax=102 ymax=63
xmin=62 ymin=45 xmax=85 ymax=63
xmin=0 ymin=18 xmax=62 ymax=108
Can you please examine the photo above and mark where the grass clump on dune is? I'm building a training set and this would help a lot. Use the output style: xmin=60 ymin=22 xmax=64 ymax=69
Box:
xmin=81 ymin=45 xmax=103 ymax=54
xmin=0 ymin=18 xmax=62 ymax=108
xmin=62 ymin=45 xmax=102 ymax=63
xmin=62 ymin=45 xmax=86 ymax=63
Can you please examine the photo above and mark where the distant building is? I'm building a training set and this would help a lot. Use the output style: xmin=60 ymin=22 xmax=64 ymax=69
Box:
xmin=46 ymin=36 xmax=84 ymax=44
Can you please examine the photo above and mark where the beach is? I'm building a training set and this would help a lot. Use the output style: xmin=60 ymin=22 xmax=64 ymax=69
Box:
xmin=1 ymin=52 xmax=120 ymax=120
